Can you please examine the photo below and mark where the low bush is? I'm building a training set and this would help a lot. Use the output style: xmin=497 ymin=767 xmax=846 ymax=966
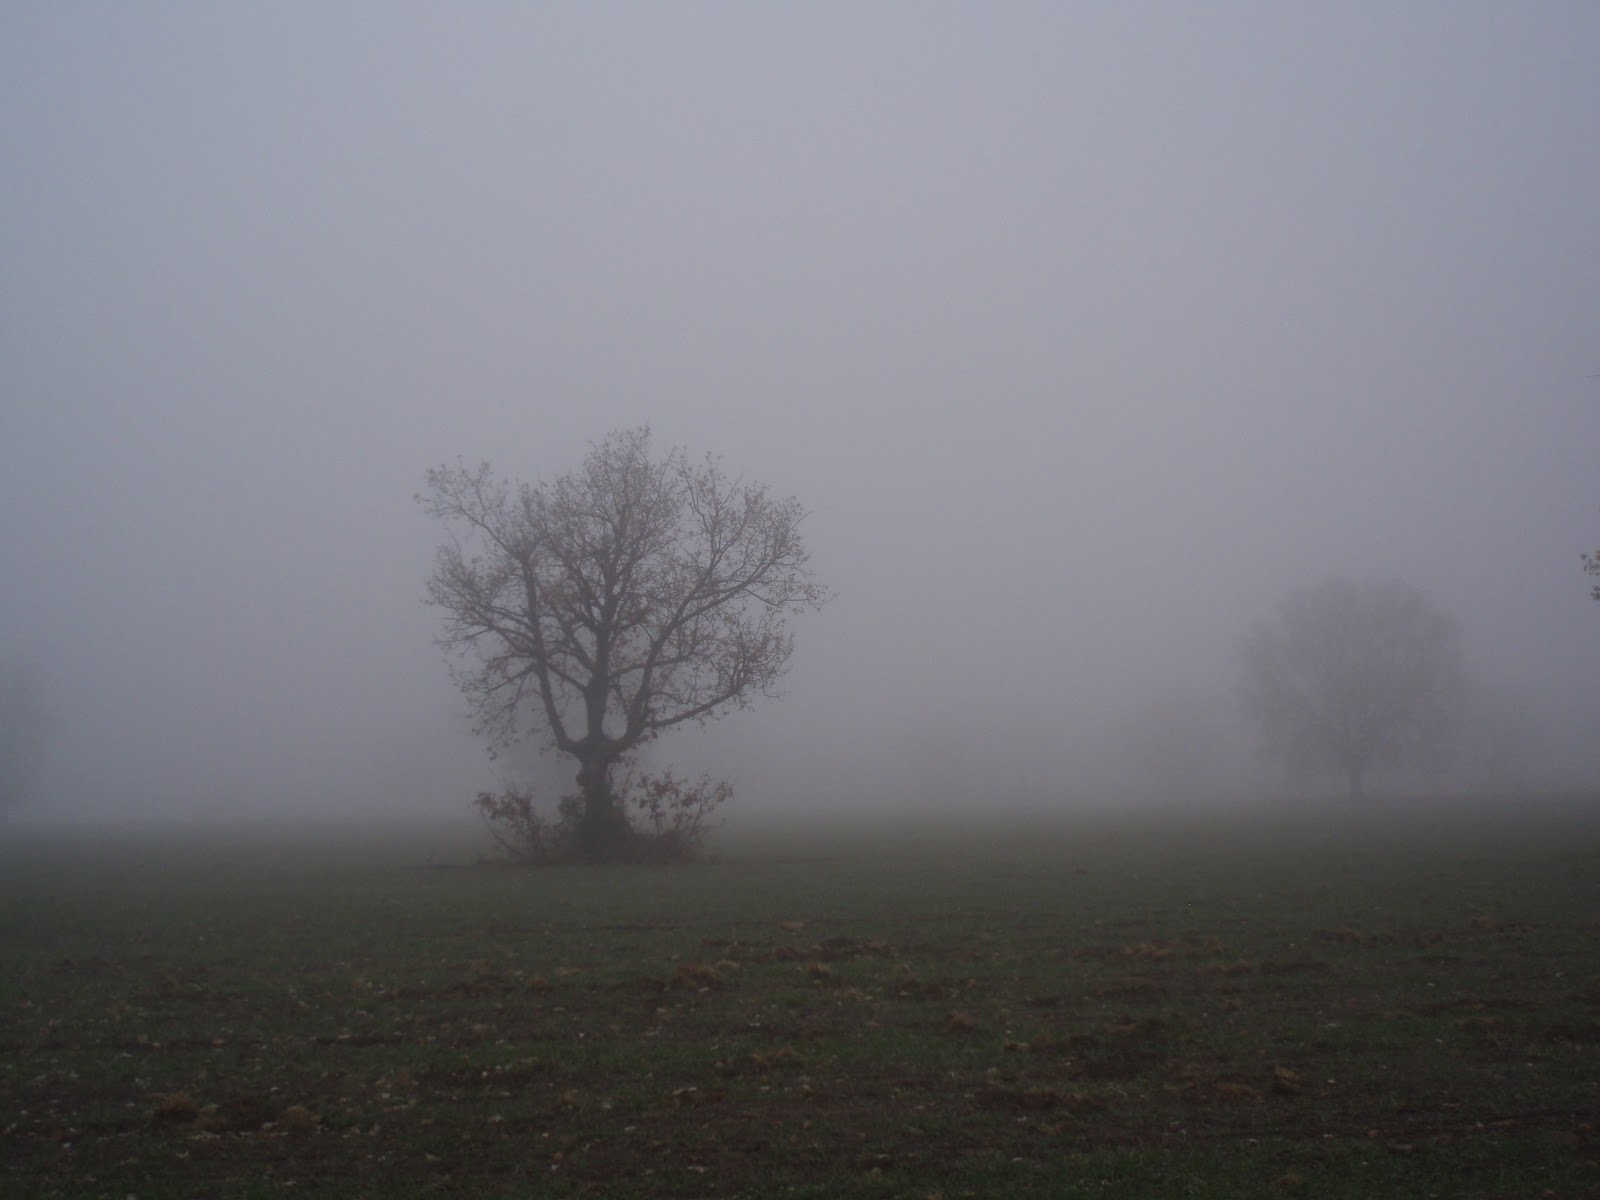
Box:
xmin=472 ymin=769 xmax=729 ymax=864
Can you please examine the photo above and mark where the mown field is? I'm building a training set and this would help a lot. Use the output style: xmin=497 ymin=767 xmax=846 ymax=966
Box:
xmin=3 ymin=797 xmax=1598 ymax=1199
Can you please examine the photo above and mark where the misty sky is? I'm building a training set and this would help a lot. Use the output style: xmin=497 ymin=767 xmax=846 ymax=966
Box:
xmin=3 ymin=4 xmax=1597 ymax=821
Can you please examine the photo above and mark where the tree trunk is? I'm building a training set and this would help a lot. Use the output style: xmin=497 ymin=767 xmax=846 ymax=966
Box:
xmin=574 ymin=750 xmax=630 ymax=856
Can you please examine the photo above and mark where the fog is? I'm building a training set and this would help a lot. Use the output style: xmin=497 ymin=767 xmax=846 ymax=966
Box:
xmin=3 ymin=5 xmax=1597 ymax=826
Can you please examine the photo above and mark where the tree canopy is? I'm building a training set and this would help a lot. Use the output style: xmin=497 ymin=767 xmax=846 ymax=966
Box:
xmin=1238 ymin=578 xmax=1462 ymax=799
xmin=421 ymin=427 xmax=829 ymax=855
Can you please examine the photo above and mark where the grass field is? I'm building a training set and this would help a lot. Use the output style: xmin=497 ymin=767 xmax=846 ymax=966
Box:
xmin=3 ymin=797 xmax=1598 ymax=1198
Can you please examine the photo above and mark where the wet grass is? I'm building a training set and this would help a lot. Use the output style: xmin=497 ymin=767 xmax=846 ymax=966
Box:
xmin=3 ymin=797 xmax=1599 ymax=1198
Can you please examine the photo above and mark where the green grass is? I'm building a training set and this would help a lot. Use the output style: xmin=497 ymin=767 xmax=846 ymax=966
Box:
xmin=3 ymin=797 xmax=1598 ymax=1198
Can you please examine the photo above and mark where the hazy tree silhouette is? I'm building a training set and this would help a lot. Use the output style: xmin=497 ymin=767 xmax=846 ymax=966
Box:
xmin=1238 ymin=578 xmax=1462 ymax=799
xmin=421 ymin=427 xmax=829 ymax=856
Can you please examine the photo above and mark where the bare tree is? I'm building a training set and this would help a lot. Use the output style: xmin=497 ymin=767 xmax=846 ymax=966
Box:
xmin=1584 ymin=547 xmax=1600 ymax=602
xmin=0 ymin=661 xmax=52 ymax=817
xmin=1238 ymin=578 xmax=1462 ymax=799
xmin=421 ymin=427 xmax=829 ymax=855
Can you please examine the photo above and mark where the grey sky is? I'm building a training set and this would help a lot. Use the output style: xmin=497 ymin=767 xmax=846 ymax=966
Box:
xmin=3 ymin=4 xmax=1597 ymax=820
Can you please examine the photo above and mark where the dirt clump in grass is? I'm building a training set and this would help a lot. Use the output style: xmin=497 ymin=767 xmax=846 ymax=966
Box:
xmin=1104 ymin=1016 xmax=1166 ymax=1039
xmin=671 ymin=1085 xmax=724 ymax=1107
xmin=1121 ymin=940 xmax=1182 ymax=960
xmin=944 ymin=1011 xmax=979 ymax=1034
xmin=1540 ymin=1021 xmax=1600 ymax=1044
xmin=1211 ymin=958 xmax=1257 ymax=975
xmin=893 ymin=971 xmax=964 ymax=1001
xmin=444 ymin=961 xmax=514 ymax=996
xmin=1270 ymin=1065 xmax=1302 ymax=1095
xmin=979 ymin=1085 xmax=1105 ymax=1112
xmin=792 ymin=936 xmax=894 ymax=963
xmin=750 ymin=1046 xmax=806 ymax=1071
xmin=377 ymin=1067 xmax=418 ymax=1091
xmin=672 ymin=962 xmax=725 ymax=989
xmin=151 ymin=1092 xmax=199 ymax=1123
xmin=1317 ymin=927 xmax=1366 ymax=944
xmin=1056 ymin=1018 xmax=1173 ymax=1081
xmin=273 ymin=1104 xmax=319 ymax=1133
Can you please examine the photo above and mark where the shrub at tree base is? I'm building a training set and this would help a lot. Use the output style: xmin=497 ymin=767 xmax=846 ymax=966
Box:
xmin=472 ymin=771 xmax=729 ymax=864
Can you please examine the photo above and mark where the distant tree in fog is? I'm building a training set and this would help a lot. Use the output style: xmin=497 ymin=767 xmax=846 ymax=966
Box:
xmin=1237 ymin=579 xmax=1462 ymax=800
xmin=0 ymin=661 xmax=52 ymax=816
xmin=1584 ymin=546 xmax=1600 ymax=602
xmin=421 ymin=427 xmax=829 ymax=857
